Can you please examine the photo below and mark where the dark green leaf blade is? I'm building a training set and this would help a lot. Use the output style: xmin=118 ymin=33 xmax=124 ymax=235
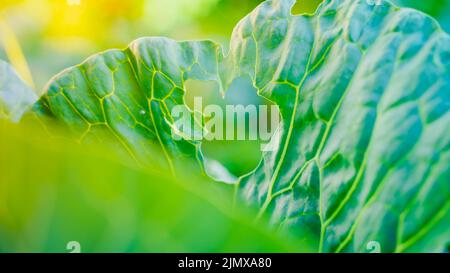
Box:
xmin=227 ymin=0 xmax=450 ymax=253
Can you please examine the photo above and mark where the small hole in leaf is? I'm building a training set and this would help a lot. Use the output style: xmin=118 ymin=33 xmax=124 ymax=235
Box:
xmin=291 ymin=0 xmax=323 ymax=15
xmin=184 ymin=77 xmax=279 ymax=178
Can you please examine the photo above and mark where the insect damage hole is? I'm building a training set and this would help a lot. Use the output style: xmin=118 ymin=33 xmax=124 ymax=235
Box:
xmin=183 ymin=77 xmax=279 ymax=178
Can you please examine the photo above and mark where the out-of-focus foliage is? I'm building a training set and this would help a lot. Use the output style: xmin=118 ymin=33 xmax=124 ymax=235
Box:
xmin=0 ymin=60 xmax=36 ymax=121
xmin=0 ymin=119 xmax=314 ymax=252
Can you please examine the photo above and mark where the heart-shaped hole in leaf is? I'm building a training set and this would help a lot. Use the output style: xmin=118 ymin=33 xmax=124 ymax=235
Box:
xmin=185 ymin=76 xmax=280 ymax=178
